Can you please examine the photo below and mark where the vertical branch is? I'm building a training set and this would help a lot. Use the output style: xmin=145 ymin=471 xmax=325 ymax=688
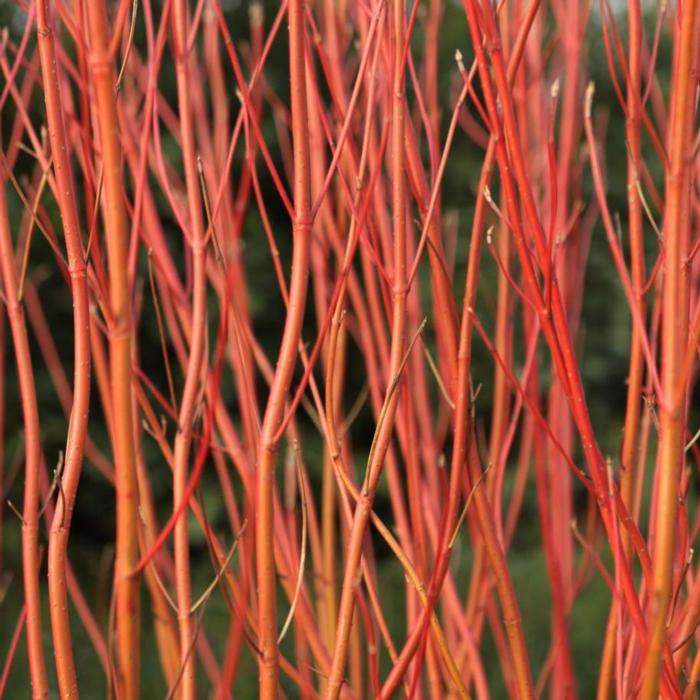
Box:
xmin=620 ymin=0 xmax=646 ymax=536
xmin=0 ymin=166 xmax=48 ymax=699
xmin=256 ymin=0 xmax=313 ymax=695
xmin=85 ymin=2 xmax=141 ymax=696
xmin=641 ymin=1 xmax=700 ymax=697
xmin=326 ymin=0 xmax=409 ymax=694
xmin=169 ymin=0 xmax=209 ymax=696
xmin=35 ymin=1 xmax=92 ymax=696
xmin=598 ymin=2 xmax=646 ymax=694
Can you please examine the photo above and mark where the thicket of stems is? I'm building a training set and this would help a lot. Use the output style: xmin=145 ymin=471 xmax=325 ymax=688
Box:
xmin=2 ymin=0 xmax=700 ymax=697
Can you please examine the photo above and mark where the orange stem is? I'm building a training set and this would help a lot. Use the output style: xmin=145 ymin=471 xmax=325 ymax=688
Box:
xmin=85 ymin=2 xmax=141 ymax=695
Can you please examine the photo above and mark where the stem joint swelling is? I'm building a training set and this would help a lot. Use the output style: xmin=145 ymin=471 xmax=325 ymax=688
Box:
xmin=294 ymin=217 xmax=312 ymax=234
xmin=261 ymin=440 xmax=281 ymax=460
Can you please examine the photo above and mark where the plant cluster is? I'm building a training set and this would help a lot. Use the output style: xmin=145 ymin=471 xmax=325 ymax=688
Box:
xmin=1 ymin=0 xmax=700 ymax=698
